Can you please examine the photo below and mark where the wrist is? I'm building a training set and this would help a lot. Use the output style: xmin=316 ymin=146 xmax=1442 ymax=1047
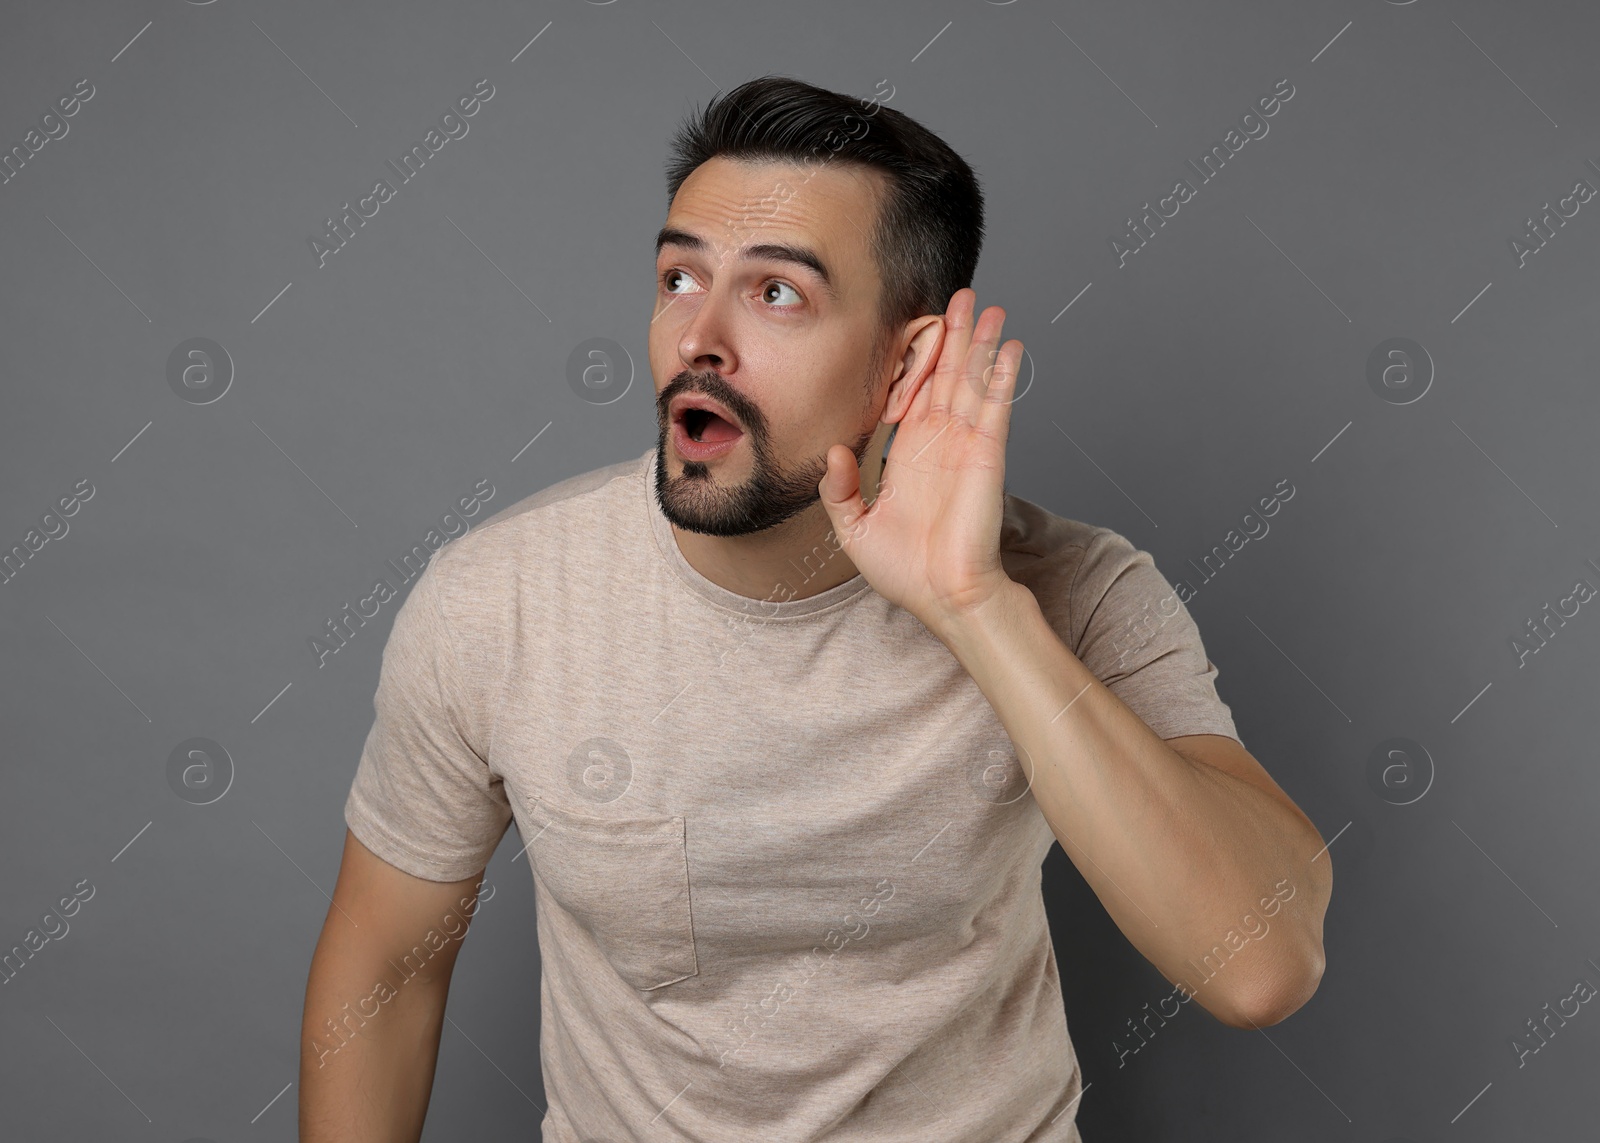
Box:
xmin=927 ymin=578 xmax=1038 ymax=653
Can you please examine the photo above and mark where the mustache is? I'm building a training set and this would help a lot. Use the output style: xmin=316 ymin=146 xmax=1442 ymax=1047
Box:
xmin=658 ymin=372 xmax=765 ymax=434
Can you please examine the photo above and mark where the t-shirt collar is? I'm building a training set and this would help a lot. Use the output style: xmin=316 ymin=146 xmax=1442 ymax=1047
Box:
xmin=639 ymin=447 xmax=872 ymax=620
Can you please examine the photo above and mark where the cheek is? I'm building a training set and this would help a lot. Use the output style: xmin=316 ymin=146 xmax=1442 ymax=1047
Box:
xmin=647 ymin=338 xmax=684 ymax=395
xmin=778 ymin=389 xmax=868 ymax=450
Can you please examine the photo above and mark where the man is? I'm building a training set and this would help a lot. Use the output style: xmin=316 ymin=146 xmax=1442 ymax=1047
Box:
xmin=300 ymin=75 xmax=1330 ymax=1142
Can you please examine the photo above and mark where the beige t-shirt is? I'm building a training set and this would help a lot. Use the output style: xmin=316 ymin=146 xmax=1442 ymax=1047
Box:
xmin=345 ymin=446 xmax=1241 ymax=1142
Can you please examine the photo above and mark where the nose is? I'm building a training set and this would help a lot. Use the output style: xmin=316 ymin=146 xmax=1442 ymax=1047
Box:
xmin=675 ymin=287 xmax=736 ymax=376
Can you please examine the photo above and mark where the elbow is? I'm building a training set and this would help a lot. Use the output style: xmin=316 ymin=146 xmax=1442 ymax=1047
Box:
xmin=1222 ymin=948 xmax=1326 ymax=1029
xmin=1232 ymin=852 xmax=1332 ymax=1028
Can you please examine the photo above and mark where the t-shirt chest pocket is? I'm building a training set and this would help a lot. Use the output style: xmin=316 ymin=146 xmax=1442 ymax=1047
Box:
xmin=524 ymin=794 xmax=699 ymax=991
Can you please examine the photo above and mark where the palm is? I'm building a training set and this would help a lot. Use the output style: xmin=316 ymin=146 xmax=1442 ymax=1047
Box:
xmin=820 ymin=289 xmax=1023 ymax=626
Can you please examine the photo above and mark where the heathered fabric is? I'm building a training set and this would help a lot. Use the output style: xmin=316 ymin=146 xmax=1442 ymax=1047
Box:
xmin=344 ymin=446 xmax=1241 ymax=1142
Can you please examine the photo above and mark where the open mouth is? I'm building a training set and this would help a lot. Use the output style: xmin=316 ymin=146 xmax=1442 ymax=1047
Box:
xmin=681 ymin=407 xmax=743 ymax=444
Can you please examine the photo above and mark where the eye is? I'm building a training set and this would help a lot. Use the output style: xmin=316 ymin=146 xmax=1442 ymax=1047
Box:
xmin=761 ymin=280 xmax=802 ymax=307
xmin=659 ymin=267 xmax=697 ymax=294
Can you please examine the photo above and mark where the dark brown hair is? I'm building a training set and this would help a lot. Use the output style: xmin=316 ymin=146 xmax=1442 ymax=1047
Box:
xmin=664 ymin=74 xmax=986 ymax=345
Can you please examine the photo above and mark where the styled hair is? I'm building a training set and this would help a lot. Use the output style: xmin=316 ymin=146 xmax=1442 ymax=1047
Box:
xmin=663 ymin=74 xmax=985 ymax=345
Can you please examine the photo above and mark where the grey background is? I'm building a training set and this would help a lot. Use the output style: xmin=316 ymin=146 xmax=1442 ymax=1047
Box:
xmin=2 ymin=0 xmax=1597 ymax=1139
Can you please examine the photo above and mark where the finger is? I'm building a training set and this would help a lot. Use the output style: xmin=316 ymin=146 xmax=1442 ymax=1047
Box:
xmin=930 ymin=288 xmax=976 ymax=415
xmin=954 ymin=305 xmax=1007 ymax=424
xmin=818 ymin=444 xmax=866 ymax=539
xmin=976 ymin=338 xmax=1023 ymax=446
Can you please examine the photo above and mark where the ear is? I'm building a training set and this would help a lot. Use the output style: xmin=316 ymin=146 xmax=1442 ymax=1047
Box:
xmin=880 ymin=314 xmax=944 ymax=426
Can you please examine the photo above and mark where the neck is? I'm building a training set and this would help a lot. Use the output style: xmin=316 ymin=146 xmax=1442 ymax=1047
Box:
xmin=669 ymin=424 xmax=890 ymax=603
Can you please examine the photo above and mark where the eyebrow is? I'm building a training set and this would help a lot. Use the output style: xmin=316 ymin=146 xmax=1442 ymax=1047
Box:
xmin=655 ymin=226 xmax=839 ymax=302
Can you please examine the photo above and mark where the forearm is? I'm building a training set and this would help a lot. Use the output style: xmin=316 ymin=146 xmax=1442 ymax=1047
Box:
xmin=299 ymin=938 xmax=450 ymax=1143
xmin=931 ymin=582 xmax=1328 ymax=1025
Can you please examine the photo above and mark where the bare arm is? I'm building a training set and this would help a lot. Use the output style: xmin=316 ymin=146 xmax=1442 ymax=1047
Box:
xmin=299 ymin=829 xmax=489 ymax=1143
xmin=932 ymin=585 xmax=1330 ymax=1029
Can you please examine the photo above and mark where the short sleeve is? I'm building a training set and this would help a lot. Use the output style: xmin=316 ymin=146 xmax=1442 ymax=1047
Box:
xmin=344 ymin=550 xmax=512 ymax=881
xmin=1068 ymin=527 xmax=1242 ymax=744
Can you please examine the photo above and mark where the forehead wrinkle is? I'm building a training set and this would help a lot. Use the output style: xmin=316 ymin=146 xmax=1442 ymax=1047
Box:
xmin=657 ymin=165 xmax=869 ymax=300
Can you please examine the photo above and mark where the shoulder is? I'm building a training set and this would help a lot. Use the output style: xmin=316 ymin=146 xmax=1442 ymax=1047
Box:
xmin=998 ymin=491 xmax=1101 ymax=618
xmin=410 ymin=449 xmax=648 ymax=644
xmin=471 ymin=449 xmax=648 ymax=536
xmin=456 ymin=449 xmax=646 ymax=553
xmin=999 ymin=494 xmax=1175 ymax=654
xmin=429 ymin=450 xmax=645 ymax=581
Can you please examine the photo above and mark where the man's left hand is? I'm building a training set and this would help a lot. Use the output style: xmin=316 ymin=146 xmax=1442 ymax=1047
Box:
xmin=818 ymin=287 xmax=1025 ymax=632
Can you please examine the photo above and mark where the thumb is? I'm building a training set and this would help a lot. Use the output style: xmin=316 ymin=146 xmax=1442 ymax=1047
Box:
xmin=818 ymin=444 xmax=866 ymax=539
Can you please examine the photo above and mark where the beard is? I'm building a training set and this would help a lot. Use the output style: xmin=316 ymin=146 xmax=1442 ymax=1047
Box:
xmin=654 ymin=369 xmax=881 ymax=538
